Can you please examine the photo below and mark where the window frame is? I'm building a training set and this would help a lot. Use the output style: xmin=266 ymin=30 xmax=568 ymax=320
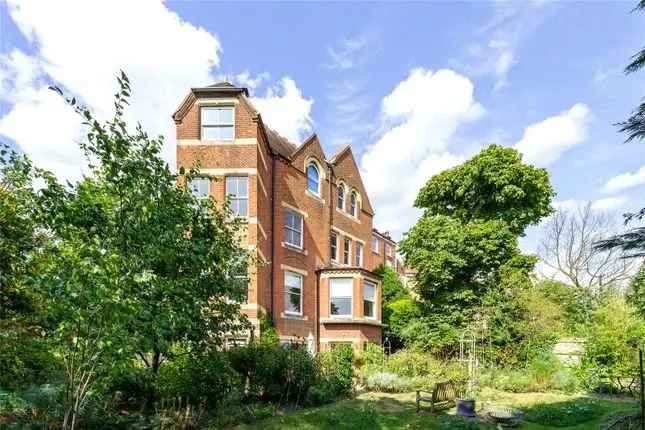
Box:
xmin=355 ymin=242 xmax=363 ymax=267
xmin=284 ymin=271 xmax=304 ymax=316
xmin=188 ymin=177 xmax=210 ymax=200
xmin=306 ymin=162 xmax=321 ymax=196
xmin=372 ymin=236 xmax=379 ymax=253
xmin=343 ymin=237 xmax=351 ymax=266
xmin=363 ymin=281 xmax=376 ymax=319
xmin=330 ymin=232 xmax=338 ymax=263
xmin=200 ymin=106 xmax=235 ymax=141
xmin=330 ymin=277 xmax=353 ymax=318
xmin=284 ymin=210 xmax=304 ymax=249
xmin=225 ymin=176 xmax=249 ymax=218
xmin=350 ymin=191 xmax=358 ymax=217
xmin=337 ymin=183 xmax=345 ymax=209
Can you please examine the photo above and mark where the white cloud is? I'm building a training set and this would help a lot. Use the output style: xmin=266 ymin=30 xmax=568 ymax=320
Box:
xmin=251 ymin=77 xmax=314 ymax=144
xmin=0 ymin=0 xmax=222 ymax=180
xmin=360 ymin=68 xmax=483 ymax=239
xmin=232 ymin=70 xmax=270 ymax=94
xmin=513 ymin=103 xmax=592 ymax=167
xmin=465 ymin=2 xmax=552 ymax=90
xmin=603 ymin=165 xmax=645 ymax=193
xmin=591 ymin=196 xmax=627 ymax=211
xmin=325 ymin=35 xmax=369 ymax=70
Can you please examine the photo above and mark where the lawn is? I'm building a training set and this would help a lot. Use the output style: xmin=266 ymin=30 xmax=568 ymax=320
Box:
xmin=236 ymin=390 xmax=639 ymax=430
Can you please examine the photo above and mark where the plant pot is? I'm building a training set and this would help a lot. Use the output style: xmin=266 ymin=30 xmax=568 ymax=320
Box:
xmin=456 ymin=398 xmax=476 ymax=417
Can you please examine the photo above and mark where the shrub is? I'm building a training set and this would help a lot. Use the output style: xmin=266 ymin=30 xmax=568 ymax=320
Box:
xmin=305 ymin=380 xmax=337 ymax=406
xmin=228 ymin=342 xmax=317 ymax=404
xmin=363 ymin=372 xmax=411 ymax=393
xmin=158 ymin=349 xmax=241 ymax=407
xmin=318 ymin=345 xmax=354 ymax=398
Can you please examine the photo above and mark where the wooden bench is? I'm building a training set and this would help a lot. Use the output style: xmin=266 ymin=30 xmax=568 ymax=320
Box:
xmin=416 ymin=381 xmax=458 ymax=413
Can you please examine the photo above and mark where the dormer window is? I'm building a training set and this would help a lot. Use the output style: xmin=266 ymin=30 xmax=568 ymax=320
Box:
xmin=307 ymin=162 xmax=320 ymax=195
xmin=350 ymin=191 xmax=358 ymax=217
xmin=201 ymin=106 xmax=234 ymax=140
xmin=337 ymin=183 xmax=345 ymax=209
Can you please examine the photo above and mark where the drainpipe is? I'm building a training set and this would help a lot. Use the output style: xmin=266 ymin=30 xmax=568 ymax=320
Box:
xmin=270 ymin=152 xmax=277 ymax=324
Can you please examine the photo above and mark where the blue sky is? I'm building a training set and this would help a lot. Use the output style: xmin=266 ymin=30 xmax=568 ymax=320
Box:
xmin=1 ymin=0 xmax=645 ymax=255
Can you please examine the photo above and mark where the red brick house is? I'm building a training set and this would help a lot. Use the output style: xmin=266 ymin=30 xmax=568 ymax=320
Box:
xmin=173 ymin=82 xmax=393 ymax=352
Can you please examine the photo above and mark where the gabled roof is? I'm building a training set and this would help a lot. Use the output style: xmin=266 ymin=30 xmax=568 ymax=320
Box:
xmin=329 ymin=144 xmax=351 ymax=164
xmin=264 ymin=127 xmax=298 ymax=159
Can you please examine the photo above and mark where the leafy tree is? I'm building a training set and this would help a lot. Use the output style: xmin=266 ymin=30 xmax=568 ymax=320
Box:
xmin=373 ymin=264 xmax=411 ymax=330
xmin=31 ymin=74 xmax=250 ymax=427
xmin=595 ymin=2 xmax=645 ymax=251
xmin=581 ymin=292 xmax=645 ymax=380
xmin=399 ymin=145 xmax=554 ymax=355
xmin=618 ymin=0 xmax=645 ymax=142
xmin=627 ymin=263 xmax=645 ymax=319
xmin=0 ymin=147 xmax=54 ymax=388
xmin=374 ymin=264 xmax=408 ymax=304
xmin=415 ymin=145 xmax=553 ymax=235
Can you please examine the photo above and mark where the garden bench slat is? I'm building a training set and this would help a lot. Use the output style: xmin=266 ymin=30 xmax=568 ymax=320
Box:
xmin=416 ymin=381 xmax=458 ymax=413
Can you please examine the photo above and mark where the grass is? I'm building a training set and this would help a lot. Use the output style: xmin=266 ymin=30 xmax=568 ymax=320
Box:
xmin=235 ymin=390 xmax=639 ymax=430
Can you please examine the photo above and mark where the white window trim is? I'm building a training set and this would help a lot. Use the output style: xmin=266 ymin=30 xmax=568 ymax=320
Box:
xmin=330 ymin=278 xmax=353 ymax=318
xmin=372 ymin=236 xmax=379 ymax=254
xmin=284 ymin=271 xmax=304 ymax=317
xmin=225 ymin=176 xmax=249 ymax=218
xmin=330 ymin=232 xmax=339 ymax=263
xmin=343 ymin=237 xmax=352 ymax=266
xmin=188 ymin=177 xmax=210 ymax=200
xmin=306 ymin=162 xmax=322 ymax=196
xmin=355 ymin=242 xmax=363 ymax=267
xmin=337 ymin=182 xmax=346 ymax=210
xmin=200 ymin=106 xmax=235 ymax=141
xmin=363 ymin=281 xmax=376 ymax=320
xmin=349 ymin=191 xmax=359 ymax=218
xmin=284 ymin=210 xmax=304 ymax=249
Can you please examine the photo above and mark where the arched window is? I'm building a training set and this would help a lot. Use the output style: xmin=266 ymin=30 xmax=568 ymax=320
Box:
xmin=307 ymin=163 xmax=320 ymax=195
xmin=350 ymin=191 xmax=358 ymax=217
xmin=337 ymin=183 xmax=345 ymax=209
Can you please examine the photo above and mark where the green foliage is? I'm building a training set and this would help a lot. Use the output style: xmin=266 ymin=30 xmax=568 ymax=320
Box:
xmin=318 ymin=345 xmax=354 ymax=398
xmin=627 ymin=263 xmax=645 ymax=319
xmin=580 ymin=293 xmax=645 ymax=382
xmin=400 ymin=145 xmax=554 ymax=357
xmin=414 ymin=145 xmax=554 ymax=235
xmin=228 ymin=342 xmax=317 ymax=404
xmin=374 ymin=264 xmax=411 ymax=329
xmin=523 ymin=399 xmax=605 ymax=427
xmin=158 ymin=350 xmax=241 ymax=407
xmin=374 ymin=265 xmax=408 ymax=304
xmin=400 ymin=215 xmax=517 ymax=302
xmin=387 ymin=297 xmax=421 ymax=335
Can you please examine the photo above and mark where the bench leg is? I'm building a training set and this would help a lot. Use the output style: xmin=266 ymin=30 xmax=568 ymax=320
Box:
xmin=416 ymin=399 xmax=420 ymax=414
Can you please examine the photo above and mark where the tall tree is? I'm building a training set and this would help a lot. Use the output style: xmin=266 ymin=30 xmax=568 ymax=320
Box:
xmin=539 ymin=203 xmax=636 ymax=293
xmin=618 ymin=0 xmax=645 ymax=143
xmin=33 ymin=74 xmax=250 ymax=427
xmin=596 ymin=1 xmax=645 ymax=253
xmin=399 ymin=145 xmax=554 ymax=353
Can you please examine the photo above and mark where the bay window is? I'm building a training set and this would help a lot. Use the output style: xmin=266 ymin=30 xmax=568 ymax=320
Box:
xmin=363 ymin=281 xmax=376 ymax=319
xmin=330 ymin=277 xmax=353 ymax=317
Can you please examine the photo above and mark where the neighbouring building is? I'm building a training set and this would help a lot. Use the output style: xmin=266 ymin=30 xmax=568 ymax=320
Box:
xmin=371 ymin=228 xmax=399 ymax=272
xmin=173 ymin=82 xmax=397 ymax=352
